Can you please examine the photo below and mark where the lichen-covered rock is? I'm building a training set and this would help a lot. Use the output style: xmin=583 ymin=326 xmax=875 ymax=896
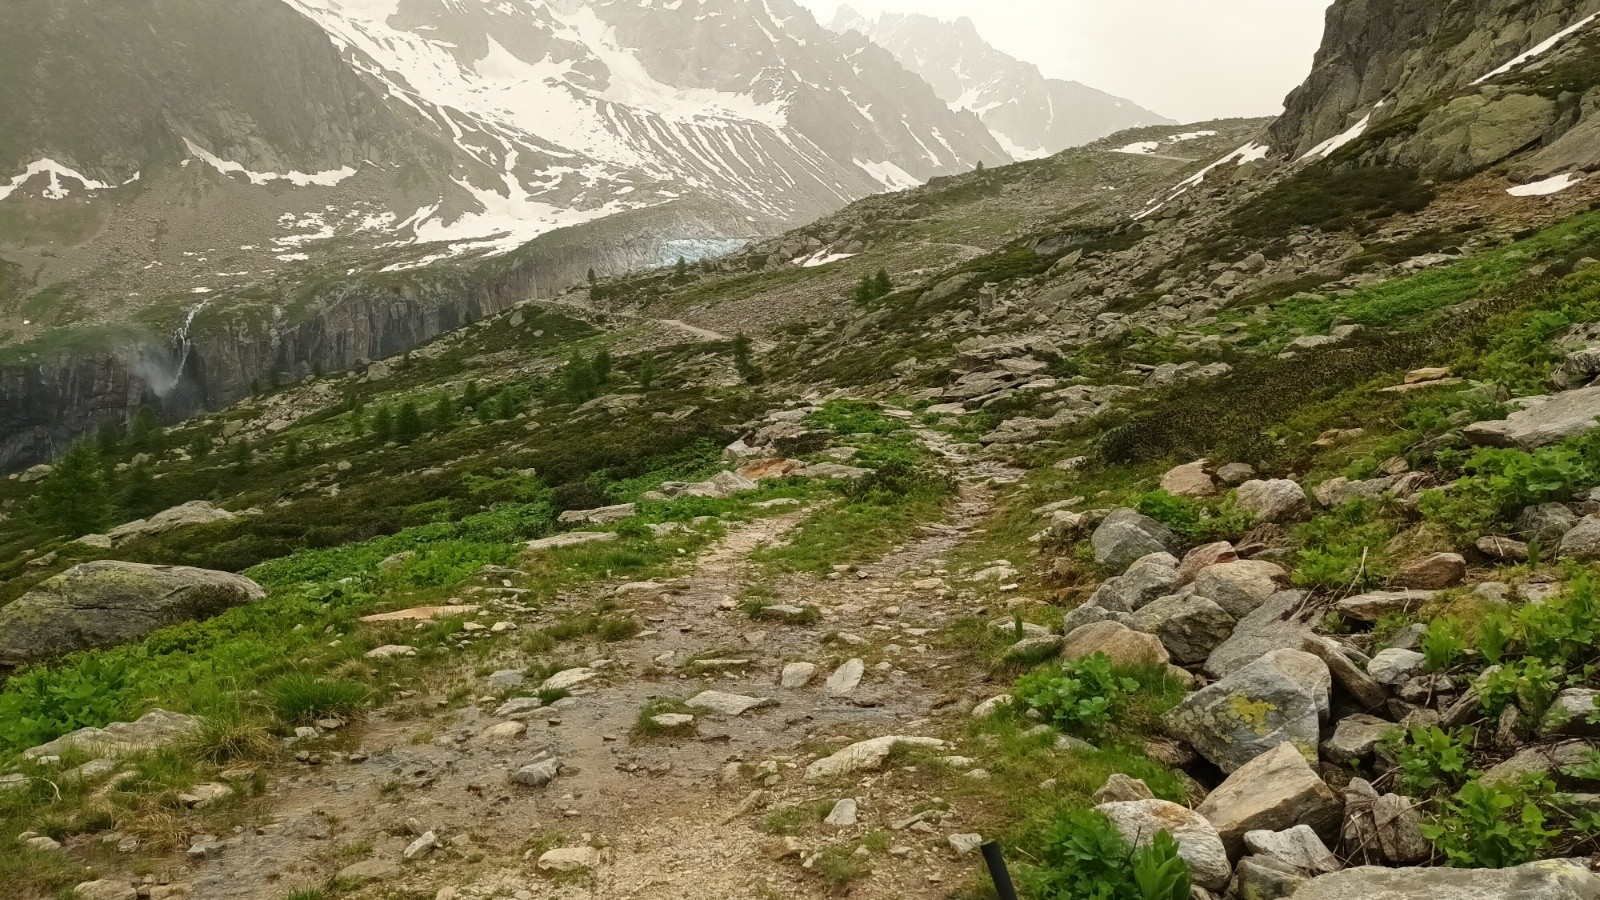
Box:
xmin=0 ymin=561 xmax=265 ymax=667
xmin=1167 ymin=649 xmax=1330 ymax=773
xmin=1465 ymin=384 xmax=1600 ymax=450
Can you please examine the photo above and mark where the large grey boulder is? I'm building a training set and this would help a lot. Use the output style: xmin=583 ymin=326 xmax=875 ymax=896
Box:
xmin=1206 ymin=590 xmax=1317 ymax=678
xmin=1060 ymin=620 xmax=1170 ymax=668
xmin=1097 ymin=799 xmax=1232 ymax=891
xmin=1091 ymin=509 xmax=1181 ymax=573
xmin=1244 ymin=824 xmax=1340 ymax=875
xmin=1167 ymin=649 xmax=1330 ymax=773
xmin=101 ymin=500 xmax=237 ymax=545
xmin=1196 ymin=742 xmax=1342 ymax=856
xmin=1333 ymin=590 xmax=1436 ymax=623
xmin=1192 ymin=560 xmax=1289 ymax=619
xmin=1087 ymin=552 xmax=1181 ymax=611
xmin=1559 ymin=516 xmax=1600 ymax=562
xmin=1464 ymin=385 xmax=1600 ymax=450
xmin=1134 ymin=594 xmax=1236 ymax=664
xmin=24 ymin=709 xmax=200 ymax=760
xmin=0 ymin=562 xmax=266 ymax=667
xmin=1291 ymin=859 xmax=1600 ymax=900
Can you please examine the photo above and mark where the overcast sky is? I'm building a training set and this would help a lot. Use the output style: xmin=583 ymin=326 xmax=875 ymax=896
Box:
xmin=794 ymin=0 xmax=1335 ymax=123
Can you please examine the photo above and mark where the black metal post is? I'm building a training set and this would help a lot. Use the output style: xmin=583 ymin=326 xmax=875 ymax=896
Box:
xmin=981 ymin=841 xmax=1019 ymax=900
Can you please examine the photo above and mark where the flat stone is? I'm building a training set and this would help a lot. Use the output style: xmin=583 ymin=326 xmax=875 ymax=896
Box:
xmin=537 ymin=847 xmax=599 ymax=873
xmin=1193 ymin=560 xmax=1290 ymax=619
xmin=361 ymin=605 xmax=479 ymax=623
xmin=1245 ymin=824 xmax=1341 ymax=875
xmin=482 ymin=721 xmax=526 ymax=742
xmin=1292 ymin=859 xmax=1600 ymax=899
xmin=526 ymin=532 xmax=618 ymax=552
xmin=825 ymin=659 xmax=866 ymax=696
xmin=557 ymin=503 xmax=636 ymax=525
xmin=1322 ymin=713 xmax=1396 ymax=761
xmin=1334 ymin=590 xmax=1436 ymax=623
xmin=649 ymin=713 xmax=695 ymax=729
xmin=336 ymin=859 xmax=401 ymax=884
xmin=1206 ymin=590 xmax=1317 ymax=678
xmin=366 ymin=644 xmax=417 ymax=659
xmin=403 ymin=831 xmax=437 ymax=860
xmin=493 ymin=697 xmax=544 ymax=718
xmin=540 ymin=668 xmax=598 ymax=691
xmin=1390 ymin=553 xmax=1466 ymax=590
xmin=24 ymin=709 xmax=200 ymax=761
xmin=1161 ymin=460 xmax=1218 ymax=497
xmin=805 ymin=736 xmax=948 ymax=780
xmin=1367 ymin=649 xmax=1425 ymax=686
xmin=1464 ymin=384 xmax=1600 ymax=449
xmin=1303 ymin=636 xmax=1388 ymax=709
xmin=72 ymin=881 xmax=137 ymax=900
xmin=685 ymin=691 xmax=776 ymax=716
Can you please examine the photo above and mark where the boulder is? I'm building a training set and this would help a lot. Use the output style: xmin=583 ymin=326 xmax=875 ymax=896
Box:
xmin=104 ymin=500 xmax=236 ymax=545
xmin=1216 ymin=463 xmax=1256 ymax=486
xmin=1244 ymin=824 xmax=1340 ymax=875
xmin=1542 ymin=689 xmax=1600 ymax=739
xmin=1367 ymin=649 xmax=1425 ymax=686
xmin=1192 ymin=560 xmax=1290 ymax=619
xmin=1559 ymin=516 xmax=1600 ymax=561
xmin=0 ymin=562 xmax=266 ymax=667
xmin=1178 ymin=542 xmax=1239 ymax=584
xmin=1092 ymin=774 xmax=1155 ymax=804
xmin=1097 ymin=799 xmax=1232 ymax=891
xmin=526 ymin=531 xmax=618 ymax=551
xmin=1463 ymin=385 xmax=1600 ymax=449
xmin=1315 ymin=477 xmax=1394 ymax=509
xmin=1091 ymin=509 xmax=1181 ymax=573
xmin=1302 ymin=637 xmax=1388 ymax=710
xmin=24 ymin=709 xmax=200 ymax=760
xmin=805 ymin=736 xmax=948 ymax=780
xmin=1236 ymin=480 xmax=1309 ymax=524
xmin=1291 ymin=859 xmax=1600 ymax=900
xmin=780 ymin=662 xmax=818 ymax=688
xmin=1206 ymin=590 xmax=1317 ymax=678
xmin=1196 ymin=742 xmax=1342 ymax=856
xmin=1060 ymin=621 xmax=1170 ymax=668
xmin=1227 ymin=856 xmax=1307 ymax=900
xmin=1482 ymin=742 xmax=1594 ymax=787
xmin=681 ymin=470 xmax=761 ymax=499
xmin=1322 ymin=714 xmax=1396 ymax=762
xmin=1161 ymin=461 xmax=1218 ymax=497
xmin=1087 ymin=552 xmax=1182 ymax=611
xmin=72 ymin=881 xmax=136 ymax=900
xmin=1390 ymin=553 xmax=1466 ymax=590
xmin=1167 ymin=650 xmax=1330 ymax=773
xmin=1134 ymin=594 xmax=1236 ymax=664
xmin=1521 ymin=503 xmax=1581 ymax=544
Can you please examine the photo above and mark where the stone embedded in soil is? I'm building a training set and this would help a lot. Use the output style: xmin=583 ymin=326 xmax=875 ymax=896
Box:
xmin=685 ymin=691 xmax=776 ymax=716
xmin=538 ymin=847 xmax=599 ymax=873
xmin=780 ymin=662 xmax=818 ymax=688
xmin=805 ymin=736 xmax=948 ymax=780
xmin=540 ymin=667 xmax=598 ymax=691
xmin=510 ymin=758 xmax=563 ymax=787
xmin=825 ymin=658 xmax=866 ymax=696
xmin=825 ymin=798 xmax=859 ymax=826
xmin=366 ymin=644 xmax=417 ymax=659
xmin=649 ymin=713 xmax=695 ymax=729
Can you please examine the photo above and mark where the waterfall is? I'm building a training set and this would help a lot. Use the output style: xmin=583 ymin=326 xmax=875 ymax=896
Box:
xmin=151 ymin=299 xmax=210 ymax=398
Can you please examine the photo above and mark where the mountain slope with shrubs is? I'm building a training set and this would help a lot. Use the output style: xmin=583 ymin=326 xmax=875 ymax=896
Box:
xmin=5 ymin=2 xmax=1600 ymax=899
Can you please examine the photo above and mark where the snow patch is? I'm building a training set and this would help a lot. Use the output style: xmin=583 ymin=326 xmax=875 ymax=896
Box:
xmin=1299 ymin=113 xmax=1372 ymax=162
xmin=0 ymin=159 xmax=116 ymax=201
xmin=852 ymin=158 xmax=921 ymax=191
xmin=795 ymin=250 xmax=856 ymax=267
xmin=1507 ymin=173 xmax=1586 ymax=197
xmin=183 ymin=139 xmax=358 ymax=187
xmin=1135 ymin=142 xmax=1271 ymax=219
xmin=1475 ymin=13 xmax=1599 ymax=85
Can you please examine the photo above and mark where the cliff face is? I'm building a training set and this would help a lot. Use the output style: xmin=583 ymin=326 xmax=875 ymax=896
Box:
xmin=1268 ymin=0 xmax=1600 ymax=177
xmin=0 ymin=200 xmax=752 ymax=471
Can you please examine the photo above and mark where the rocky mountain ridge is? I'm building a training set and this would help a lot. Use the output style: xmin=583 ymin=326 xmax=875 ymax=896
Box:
xmin=829 ymin=5 xmax=1173 ymax=159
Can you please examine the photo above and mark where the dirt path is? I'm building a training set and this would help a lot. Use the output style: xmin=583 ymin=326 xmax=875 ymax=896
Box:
xmin=146 ymin=426 xmax=1023 ymax=900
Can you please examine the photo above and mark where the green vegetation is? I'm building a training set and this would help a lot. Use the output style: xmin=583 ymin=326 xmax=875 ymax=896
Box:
xmin=1020 ymin=809 xmax=1191 ymax=900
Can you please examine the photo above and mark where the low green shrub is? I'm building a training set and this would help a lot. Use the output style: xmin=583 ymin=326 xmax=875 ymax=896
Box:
xmin=1421 ymin=776 xmax=1560 ymax=869
xmin=1020 ymin=808 xmax=1191 ymax=900
xmin=1381 ymin=725 xmax=1474 ymax=797
xmin=1291 ymin=500 xmax=1396 ymax=590
xmin=1011 ymin=654 xmax=1140 ymax=741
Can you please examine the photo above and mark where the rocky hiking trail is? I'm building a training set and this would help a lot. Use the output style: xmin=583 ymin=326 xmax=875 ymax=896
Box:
xmin=143 ymin=424 xmax=1025 ymax=900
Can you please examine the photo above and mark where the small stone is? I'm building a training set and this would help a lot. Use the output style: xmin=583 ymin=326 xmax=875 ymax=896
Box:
xmin=537 ymin=847 xmax=598 ymax=873
xmin=1093 ymin=773 xmax=1155 ymax=804
xmin=825 ymin=659 xmax=865 ymax=696
xmin=510 ymin=758 xmax=562 ymax=787
xmin=780 ymin=662 xmax=818 ymax=688
xmin=825 ymin=798 xmax=859 ymax=826
xmin=72 ymin=881 xmax=136 ymax=900
xmin=404 ymin=831 xmax=438 ymax=860
xmin=685 ymin=691 xmax=776 ymax=716
xmin=1389 ymin=553 xmax=1466 ymax=590
xmin=947 ymin=833 xmax=983 ymax=855
xmin=649 ymin=713 xmax=695 ymax=729
xmin=482 ymin=721 xmax=527 ymax=742
xmin=366 ymin=645 xmax=417 ymax=659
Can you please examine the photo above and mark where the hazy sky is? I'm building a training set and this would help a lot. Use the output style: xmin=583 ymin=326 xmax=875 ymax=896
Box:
xmin=795 ymin=0 xmax=1335 ymax=123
